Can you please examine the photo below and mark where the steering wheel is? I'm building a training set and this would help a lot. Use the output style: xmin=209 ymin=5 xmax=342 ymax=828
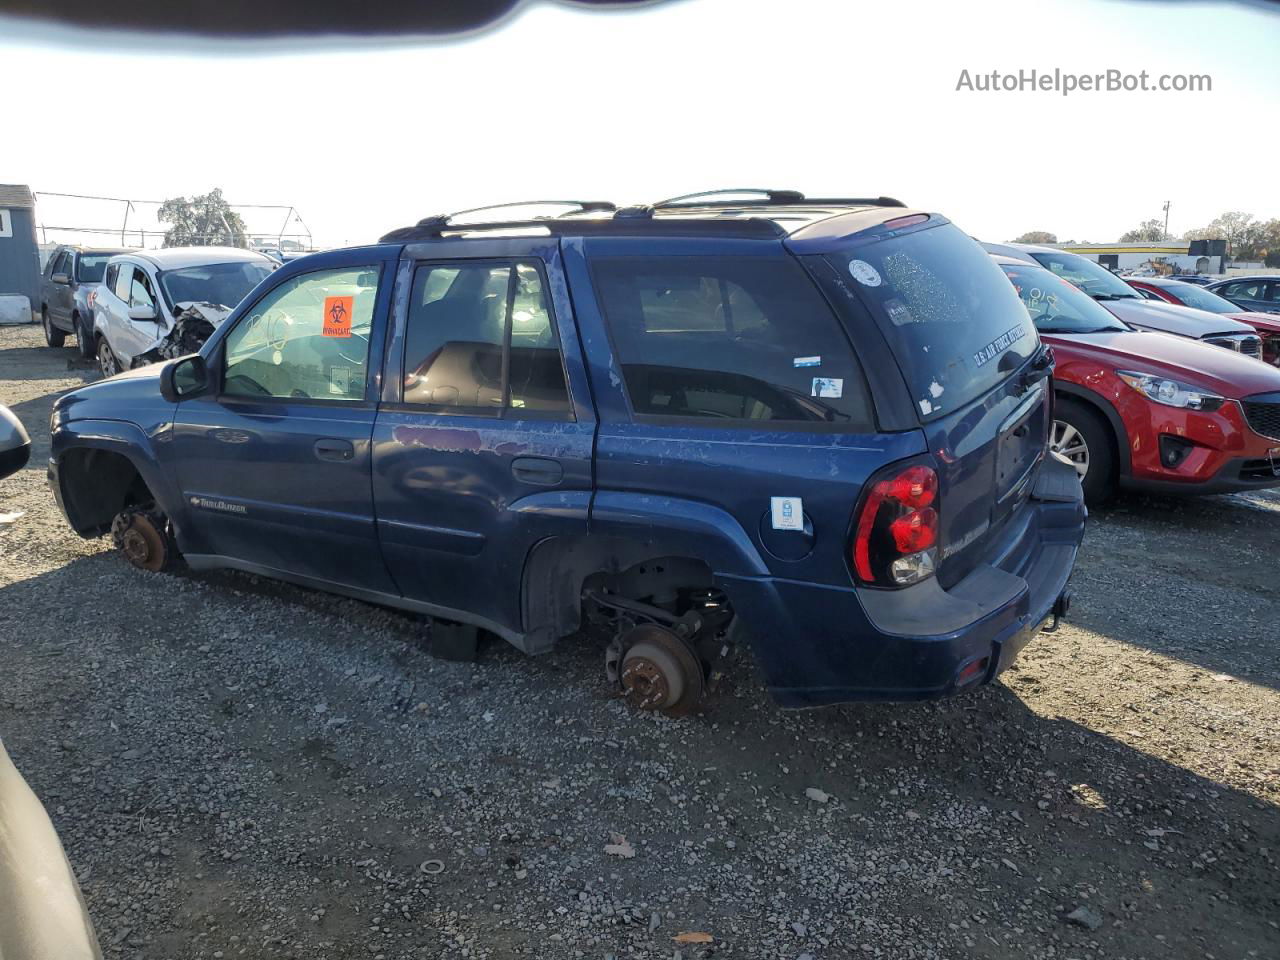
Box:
xmin=335 ymin=329 xmax=370 ymax=366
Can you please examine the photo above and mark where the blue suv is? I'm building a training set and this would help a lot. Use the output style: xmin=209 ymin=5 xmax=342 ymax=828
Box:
xmin=48 ymin=191 xmax=1084 ymax=712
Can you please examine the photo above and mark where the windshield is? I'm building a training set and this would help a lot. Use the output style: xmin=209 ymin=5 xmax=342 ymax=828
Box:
xmin=158 ymin=261 xmax=274 ymax=311
xmin=1157 ymin=282 xmax=1240 ymax=314
xmin=75 ymin=254 xmax=114 ymax=284
xmin=1000 ymin=264 xmax=1129 ymax=334
xmin=1027 ymin=250 xmax=1142 ymax=300
xmin=825 ymin=222 xmax=1037 ymax=420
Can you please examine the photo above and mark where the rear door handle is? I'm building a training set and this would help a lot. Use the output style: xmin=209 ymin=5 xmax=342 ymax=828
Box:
xmin=314 ymin=438 xmax=355 ymax=462
xmin=511 ymin=456 xmax=563 ymax=485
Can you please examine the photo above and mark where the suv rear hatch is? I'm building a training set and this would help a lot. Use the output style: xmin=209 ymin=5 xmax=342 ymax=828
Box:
xmin=797 ymin=216 xmax=1048 ymax=587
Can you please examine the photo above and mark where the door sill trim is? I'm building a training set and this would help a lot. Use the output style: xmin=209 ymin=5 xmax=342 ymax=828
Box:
xmin=184 ymin=553 xmax=527 ymax=648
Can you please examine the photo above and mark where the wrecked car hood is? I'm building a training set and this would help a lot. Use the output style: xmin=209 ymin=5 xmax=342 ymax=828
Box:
xmin=140 ymin=302 xmax=233 ymax=358
xmin=172 ymin=301 xmax=233 ymax=327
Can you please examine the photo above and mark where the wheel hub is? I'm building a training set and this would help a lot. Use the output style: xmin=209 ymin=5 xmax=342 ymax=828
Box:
xmin=619 ymin=624 xmax=705 ymax=716
xmin=113 ymin=512 xmax=168 ymax=572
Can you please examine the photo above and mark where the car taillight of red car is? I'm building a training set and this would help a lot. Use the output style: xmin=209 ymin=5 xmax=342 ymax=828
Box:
xmin=852 ymin=462 xmax=939 ymax=587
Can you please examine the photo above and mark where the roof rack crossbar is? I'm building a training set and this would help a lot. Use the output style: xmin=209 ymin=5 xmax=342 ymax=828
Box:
xmin=414 ymin=199 xmax=616 ymax=229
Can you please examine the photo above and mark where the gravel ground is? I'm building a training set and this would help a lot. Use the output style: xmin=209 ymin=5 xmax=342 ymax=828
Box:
xmin=1 ymin=321 xmax=1277 ymax=960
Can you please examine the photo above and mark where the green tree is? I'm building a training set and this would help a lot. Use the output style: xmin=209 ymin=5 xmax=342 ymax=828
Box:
xmin=158 ymin=188 xmax=248 ymax=248
xmin=1013 ymin=231 xmax=1057 ymax=244
xmin=1183 ymin=211 xmax=1263 ymax=259
xmin=1119 ymin=219 xmax=1169 ymax=243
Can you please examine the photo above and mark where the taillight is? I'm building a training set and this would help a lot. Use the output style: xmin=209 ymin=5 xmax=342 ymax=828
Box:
xmin=852 ymin=462 xmax=940 ymax=588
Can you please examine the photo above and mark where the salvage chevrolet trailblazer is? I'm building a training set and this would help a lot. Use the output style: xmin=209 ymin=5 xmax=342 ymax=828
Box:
xmin=48 ymin=191 xmax=1085 ymax=712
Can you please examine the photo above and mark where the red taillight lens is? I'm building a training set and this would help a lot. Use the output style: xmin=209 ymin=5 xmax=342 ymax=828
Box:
xmin=852 ymin=463 xmax=941 ymax=587
xmin=889 ymin=507 xmax=938 ymax=553
xmin=887 ymin=466 xmax=936 ymax=509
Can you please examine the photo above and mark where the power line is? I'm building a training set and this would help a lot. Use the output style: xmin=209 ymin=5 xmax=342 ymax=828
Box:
xmin=35 ymin=190 xmax=296 ymax=210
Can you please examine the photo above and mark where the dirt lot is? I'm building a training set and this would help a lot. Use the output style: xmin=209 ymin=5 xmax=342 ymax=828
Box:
xmin=1 ymin=321 xmax=1277 ymax=960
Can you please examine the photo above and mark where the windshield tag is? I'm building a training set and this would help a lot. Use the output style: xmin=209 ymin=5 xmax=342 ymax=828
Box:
xmin=793 ymin=356 xmax=821 ymax=368
xmin=812 ymin=377 xmax=843 ymax=399
xmin=848 ymin=260 xmax=882 ymax=287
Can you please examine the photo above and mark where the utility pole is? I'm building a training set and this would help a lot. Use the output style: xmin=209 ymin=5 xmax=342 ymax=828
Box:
xmin=1162 ymin=200 xmax=1171 ymax=240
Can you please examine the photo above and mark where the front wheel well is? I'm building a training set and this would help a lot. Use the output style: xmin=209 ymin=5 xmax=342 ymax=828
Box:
xmin=1054 ymin=388 xmax=1126 ymax=470
xmin=58 ymin=448 xmax=155 ymax=537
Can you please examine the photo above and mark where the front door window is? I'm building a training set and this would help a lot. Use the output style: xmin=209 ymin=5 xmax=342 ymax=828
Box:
xmin=222 ymin=266 xmax=379 ymax=402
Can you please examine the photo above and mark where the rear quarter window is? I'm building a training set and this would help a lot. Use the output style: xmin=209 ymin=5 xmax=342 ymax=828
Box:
xmin=825 ymin=223 xmax=1037 ymax=420
xmin=589 ymin=255 xmax=873 ymax=428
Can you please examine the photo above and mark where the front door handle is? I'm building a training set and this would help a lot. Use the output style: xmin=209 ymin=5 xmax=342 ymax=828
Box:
xmin=511 ymin=456 xmax=563 ymax=485
xmin=314 ymin=438 xmax=355 ymax=462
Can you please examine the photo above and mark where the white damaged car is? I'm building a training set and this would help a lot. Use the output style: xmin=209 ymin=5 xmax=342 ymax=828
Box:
xmin=91 ymin=247 xmax=276 ymax=376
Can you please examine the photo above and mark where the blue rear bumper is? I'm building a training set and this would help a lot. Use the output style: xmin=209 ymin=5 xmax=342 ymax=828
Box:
xmin=722 ymin=455 xmax=1086 ymax=708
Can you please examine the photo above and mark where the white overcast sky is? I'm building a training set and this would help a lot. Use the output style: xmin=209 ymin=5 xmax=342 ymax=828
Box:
xmin=2 ymin=0 xmax=1278 ymax=249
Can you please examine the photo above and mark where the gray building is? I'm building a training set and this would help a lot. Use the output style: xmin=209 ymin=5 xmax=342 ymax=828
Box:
xmin=0 ymin=184 xmax=40 ymax=324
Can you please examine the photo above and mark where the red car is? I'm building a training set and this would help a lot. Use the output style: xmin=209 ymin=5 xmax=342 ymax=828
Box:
xmin=1127 ymin=277 xmax=1280 ymax=366
xmin=993 ymin=256 xmax=1280 ymax=501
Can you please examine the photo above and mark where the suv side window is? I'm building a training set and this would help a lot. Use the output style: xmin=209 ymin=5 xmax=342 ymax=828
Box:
xmin=113 ymin=262 xmax=134 ymax=301
xmin=590 ymin=255 xmax=872 ymax=426
xmin=401 ymin=260 xmax=571 ymax=417
xmin=104 ymin=263 xmax=119 ymax=292
xmin=129 ymin=268 xmax=157 ymax=309
xmin=222 ymin=266 xmax=379 ymax=402
xmin=52 ymin=251 xmax=70 ymax=277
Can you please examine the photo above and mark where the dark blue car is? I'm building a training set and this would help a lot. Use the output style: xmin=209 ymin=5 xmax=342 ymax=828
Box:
xmin=47 ymin=191 xmax=1084 ymax=712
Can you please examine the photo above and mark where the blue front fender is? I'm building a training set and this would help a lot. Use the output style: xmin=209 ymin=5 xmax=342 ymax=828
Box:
xmin=49 ymin=419 xmax=184 ymax=538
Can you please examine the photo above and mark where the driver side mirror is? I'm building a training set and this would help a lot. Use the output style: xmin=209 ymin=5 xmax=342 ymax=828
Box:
xmin=128 ymin=303 xmax=158 ymax=322
xmin=51 ymin=273 xmax=70 ymax=285
xmin=160 ymin=354 xmax=209 ymax=402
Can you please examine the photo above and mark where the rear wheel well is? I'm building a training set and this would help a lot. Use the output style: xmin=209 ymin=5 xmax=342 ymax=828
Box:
xmin=521 ymin=536 xmax=716 ymax=652
xmin=59 ymin=448 xmax=155 ymax=537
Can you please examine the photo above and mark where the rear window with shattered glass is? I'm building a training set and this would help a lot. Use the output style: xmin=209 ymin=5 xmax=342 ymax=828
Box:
xmin=824 ymin=222 xmax=1036 ymax=421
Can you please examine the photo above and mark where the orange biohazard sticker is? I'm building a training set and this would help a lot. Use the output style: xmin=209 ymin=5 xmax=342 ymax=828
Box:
xmin=322 ymin=296 xmax=353 ymax=338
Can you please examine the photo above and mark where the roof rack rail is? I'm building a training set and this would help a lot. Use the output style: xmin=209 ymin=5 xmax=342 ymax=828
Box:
xmin=650 ymin=189 xmax=906 ymax=210
xmin=801 ymin=196 xmax=906 ymax=208
xmin=653 ymin=188 xmax=806 ymax=207
xmin=410 ymin=199 xmax=616 ymax=231
xmin=379 ymin=215 xmax=786 ymax=244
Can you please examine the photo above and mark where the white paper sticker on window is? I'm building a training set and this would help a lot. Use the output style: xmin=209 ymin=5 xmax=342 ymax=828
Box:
xmin=770 ymin=496 xmax=804 ymax=531
xmin=812 ymin=377 xmax=843 ymax=399
xmin=848 ymin=259 xmax=881 ymax=287
xmin=330 ymin=366 xmax=351 ymax=395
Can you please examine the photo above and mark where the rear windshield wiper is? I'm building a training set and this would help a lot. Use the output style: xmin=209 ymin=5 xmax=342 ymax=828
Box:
xmin=1090 ymin=293 xmax=1139 ymax=302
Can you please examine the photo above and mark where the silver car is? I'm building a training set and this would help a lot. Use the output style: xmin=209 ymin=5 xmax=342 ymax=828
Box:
xmin=91 ymin=247 xmax=275 ymax=377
